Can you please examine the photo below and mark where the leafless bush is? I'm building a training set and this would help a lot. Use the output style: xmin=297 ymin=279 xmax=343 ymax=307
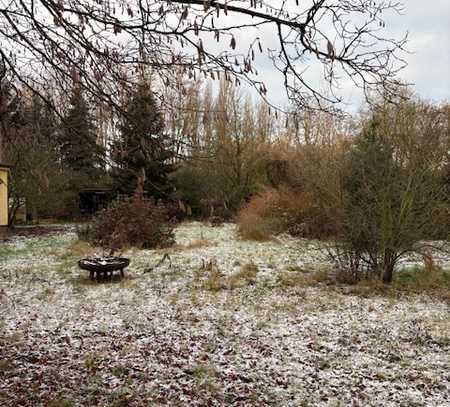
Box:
xmin=81 ymin=195 xmax=175 ymax=251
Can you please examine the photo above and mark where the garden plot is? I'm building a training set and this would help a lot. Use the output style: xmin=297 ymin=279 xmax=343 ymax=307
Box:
xmin=0 ymin=223 xmax=449 ymax=406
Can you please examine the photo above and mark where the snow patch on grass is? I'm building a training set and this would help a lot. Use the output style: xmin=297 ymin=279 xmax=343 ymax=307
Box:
xmin=0 ymin=222 xmax=449 ymax=406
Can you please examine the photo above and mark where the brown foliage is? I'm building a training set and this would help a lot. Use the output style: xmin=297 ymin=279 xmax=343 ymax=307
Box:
xmin=238 ymin=187 xmax=336 ymax=241
xmin=82 ymin=196 xmax=175 ymax=250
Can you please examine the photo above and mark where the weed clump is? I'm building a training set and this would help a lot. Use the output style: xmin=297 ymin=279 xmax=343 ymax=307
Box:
xmin=200 ymin=261 xmax=259 ymax=291
xmin=227 ymin=262 xmax=259 ymax=289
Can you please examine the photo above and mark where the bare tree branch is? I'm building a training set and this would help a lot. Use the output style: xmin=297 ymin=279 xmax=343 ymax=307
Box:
xmin=0 ymin=0 xmax=408 ymax=114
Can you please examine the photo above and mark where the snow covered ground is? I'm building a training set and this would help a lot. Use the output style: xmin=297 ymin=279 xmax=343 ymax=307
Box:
xmin=0 ymin=222 xmax=449 ymax=406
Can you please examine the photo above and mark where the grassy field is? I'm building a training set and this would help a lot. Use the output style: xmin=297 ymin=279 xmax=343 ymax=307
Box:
xmin=0 ymin=223 xmax=449 ymax=406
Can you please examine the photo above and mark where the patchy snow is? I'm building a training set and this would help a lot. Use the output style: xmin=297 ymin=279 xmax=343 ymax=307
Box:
xmin=0 ymin=222 xmax=449 ymax=406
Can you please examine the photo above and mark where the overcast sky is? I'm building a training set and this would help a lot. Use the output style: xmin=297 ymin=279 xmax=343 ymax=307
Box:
xmin=236 ymin=0 xmax=450 ymax=112
xmin=393 ymin=0 xmax=450 ymax=103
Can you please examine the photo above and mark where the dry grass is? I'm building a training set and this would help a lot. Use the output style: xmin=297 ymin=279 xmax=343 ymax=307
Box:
xmin=201 ymin=262 xmax=260 ymax=291
xmin=185 ymin=239 xmax=211 ymax=249
xmin=191 ymin=362 xmax=221 ymax=395
xmin=310 ymin=268 xmax=331 ymax=283
xmin=66 ymin=241 xmax=95 ymax=257
xmin=336 ymin=266 xmax=450 ymax=301
xmin=0 ymin=359 xmax=14 ymax=373
xmin=153 ymin=239 xmax=213 ymax=254
xmin=203 ymin=262 xmax=226 ymax=291
xmin=237 ymin=212 xmax=275 ymax=241
xmin=48 ymin=398 xmax=74 ymax=407
xmin=276 ymin=266 xmax=332 ymax=288
xmin=276 ymin=270 xmax=308 ymax=287
xmin=227 ymin=262 xmax=259 ymax=289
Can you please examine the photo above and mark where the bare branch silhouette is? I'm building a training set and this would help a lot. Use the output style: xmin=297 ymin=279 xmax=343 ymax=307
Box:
xmin=0 ymin=0 xmax=408 ymax=113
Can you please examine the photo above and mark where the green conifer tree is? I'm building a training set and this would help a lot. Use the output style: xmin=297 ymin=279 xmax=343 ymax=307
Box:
xmin=59 ymin=86 xmax=104 ymax=180
xmin=112 ymin=83 xmax=174 ymax=199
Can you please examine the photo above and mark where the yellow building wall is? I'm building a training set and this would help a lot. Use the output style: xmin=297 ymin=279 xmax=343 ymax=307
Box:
xmin=0 ymin=168 xmax=8 ymax=226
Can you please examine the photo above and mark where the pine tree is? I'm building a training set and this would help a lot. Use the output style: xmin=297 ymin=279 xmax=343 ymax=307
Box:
xmin=112 ymin=83 xmax=174 ymax=199
xmin=0 ymin=79 xmax=24 ymax=161
xmin=59 ymin=86 xmax=104 ymax=180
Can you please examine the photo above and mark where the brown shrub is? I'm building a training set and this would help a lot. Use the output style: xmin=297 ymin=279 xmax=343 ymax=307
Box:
xmin=80 ymin=196 xmax=175 ymax=250
xmin=238 ymin=187 xmax=336 ymax=240
xmin=237 ymin=210 xmax=274 ymax=241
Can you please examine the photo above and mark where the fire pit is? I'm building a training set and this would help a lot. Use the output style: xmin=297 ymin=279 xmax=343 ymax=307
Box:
xmin=78 ymin=257 xmax=130 ymax=281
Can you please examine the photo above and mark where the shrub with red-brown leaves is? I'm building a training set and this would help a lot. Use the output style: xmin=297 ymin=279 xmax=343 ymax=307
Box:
xmin=238 ymin=187 xmax=337 ymax=241
xmin=81 ymin=196 xmax=175 ymax=250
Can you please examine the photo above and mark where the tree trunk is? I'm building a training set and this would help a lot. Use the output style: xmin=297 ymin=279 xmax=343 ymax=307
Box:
xmin=8 ymin=196 xmax=21 ymax=227
xmin=134 ymin=167 xmax=145 ymax=198
xmin=27 ymin=204 xmax=39 ymax=225
xmin=382 ymin=263 xmax=394 ymax=284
